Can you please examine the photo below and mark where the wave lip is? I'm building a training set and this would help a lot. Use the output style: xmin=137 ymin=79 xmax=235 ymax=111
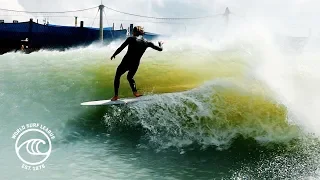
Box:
xmin=104 ymin=80 xmax=301 ymax=150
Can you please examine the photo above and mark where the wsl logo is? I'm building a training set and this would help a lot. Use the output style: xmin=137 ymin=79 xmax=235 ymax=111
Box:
xmin=12 ymin=123 xmax=55 ymax=171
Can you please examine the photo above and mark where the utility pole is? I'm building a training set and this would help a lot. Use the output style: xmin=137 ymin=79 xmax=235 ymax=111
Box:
xmin=223 ymin=7 xmax=230 ymax=26
xmin=99 ymin=4 xmax=105 ymax=43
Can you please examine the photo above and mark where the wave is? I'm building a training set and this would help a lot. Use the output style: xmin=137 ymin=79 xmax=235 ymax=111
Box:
xmin=103 ymin=79 xmax=304 ymax=150
xmin=0 ymin=32 xmax=319 ymax=152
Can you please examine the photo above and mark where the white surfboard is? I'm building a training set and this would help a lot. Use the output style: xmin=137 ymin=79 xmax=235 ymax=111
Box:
xmin=81 ymin=97 xmax=142 ymax=106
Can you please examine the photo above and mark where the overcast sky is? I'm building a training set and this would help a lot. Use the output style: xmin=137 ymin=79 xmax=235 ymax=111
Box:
xmin=0 ymin=0 xmax=319 ymax=36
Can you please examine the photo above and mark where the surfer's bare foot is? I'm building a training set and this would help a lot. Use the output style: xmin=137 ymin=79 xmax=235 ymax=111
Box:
xmin=133 ymin=92 xmax=143 ymax=97
xmin=111 ymin=96 xmax=119 ymax=101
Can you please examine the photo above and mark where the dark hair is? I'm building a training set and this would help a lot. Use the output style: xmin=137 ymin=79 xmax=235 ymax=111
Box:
xmin=133 ymin=26 xmax=144 ymax=36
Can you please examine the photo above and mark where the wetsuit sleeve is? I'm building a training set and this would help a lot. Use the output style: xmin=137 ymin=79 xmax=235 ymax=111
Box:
xmin=112 ymin=37 xmax=131 ymax=57
xmin=147 ymin=41 xmax=163 ymax=51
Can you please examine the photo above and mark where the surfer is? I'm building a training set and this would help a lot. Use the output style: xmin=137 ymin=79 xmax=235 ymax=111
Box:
xmin=110 ymin=26 xmax=163 ymax=101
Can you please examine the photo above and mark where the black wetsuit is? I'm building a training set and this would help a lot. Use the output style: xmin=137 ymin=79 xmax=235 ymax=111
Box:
xmin=112 ymin=35 xmax=163 ymax=96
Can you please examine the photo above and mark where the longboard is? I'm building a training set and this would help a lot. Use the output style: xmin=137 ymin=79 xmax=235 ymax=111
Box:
xmin=81 ymin=98 xmax=142 ymax=106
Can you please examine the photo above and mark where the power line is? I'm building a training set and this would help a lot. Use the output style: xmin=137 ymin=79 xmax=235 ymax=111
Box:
xmin=104 ymin=5 xmax=222 ymax=20
xmin=0 ymin=13 xmax=190 ymax=22
xmin=103 ymin=10 xmax=114 ymax=38
xmin=103 ymin=10 xmax=110 ymax=27
xmin=106 ymin=18 xmax=187 ymax=25
xmin=90 ymin=9 xmax=100 ymax=27
xmin=0 ymin=14 xmax=95 ymax=19
xmin=0 ymin=4 xmax=223 ymax=20
xmin=0 ymin=13 xmax=191 ymax=26
xmin=0 ymin=6 xmax=98 ymax=14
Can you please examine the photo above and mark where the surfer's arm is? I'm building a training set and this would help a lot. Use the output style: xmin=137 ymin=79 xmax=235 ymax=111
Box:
xmin=148 ymin=41 xmax=163 ymax=51
xmin=111 ymin=37 xmax=131 ymax=59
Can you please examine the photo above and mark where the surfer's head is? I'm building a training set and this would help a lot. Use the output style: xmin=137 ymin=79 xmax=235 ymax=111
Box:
xmin=133 ymin=26 xmax=144 ymax=36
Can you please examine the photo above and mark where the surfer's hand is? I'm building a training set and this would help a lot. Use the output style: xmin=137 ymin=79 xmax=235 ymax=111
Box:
xmin=158 ymin=41 xmax=164 ymax=46
xmin=111 ymin=55 xmax=115 ymax=60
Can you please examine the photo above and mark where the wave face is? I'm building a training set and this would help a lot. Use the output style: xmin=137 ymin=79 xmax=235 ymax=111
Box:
xmin=0 ymin=30 xmax=319 ymax=179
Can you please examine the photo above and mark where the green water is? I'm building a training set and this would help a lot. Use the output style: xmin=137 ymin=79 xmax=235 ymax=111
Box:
xmin=0 ymin=44 xmax=319 ymax=179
